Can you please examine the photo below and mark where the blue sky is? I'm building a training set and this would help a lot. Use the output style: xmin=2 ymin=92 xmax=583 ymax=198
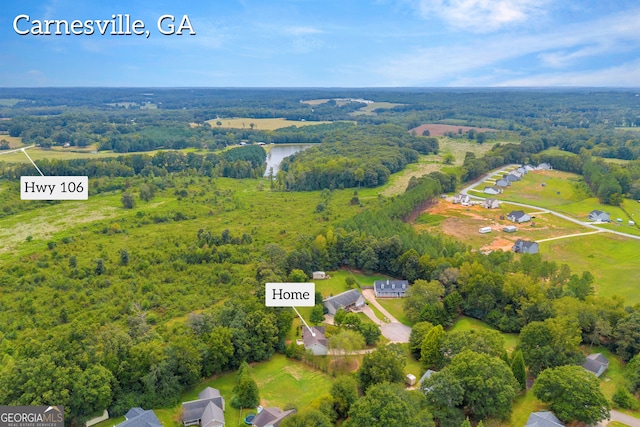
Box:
xmin=1 ymin=0 xmax=639 ymax=87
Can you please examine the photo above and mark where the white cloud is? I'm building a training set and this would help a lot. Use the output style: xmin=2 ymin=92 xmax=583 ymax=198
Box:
xmin=283 ymin=26 xmax=323 ymax=36
xmin=494 ymin=59 xmax=640 ymax=87
xmin=376 ymin=7 xmax=640 ymax=85
xmin=416 ymin=0 xmax=551 ymax=32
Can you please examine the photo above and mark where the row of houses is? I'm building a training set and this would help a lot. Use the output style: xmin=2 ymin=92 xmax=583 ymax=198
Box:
xmin=483 ymin=163 xmax=551 ymax=195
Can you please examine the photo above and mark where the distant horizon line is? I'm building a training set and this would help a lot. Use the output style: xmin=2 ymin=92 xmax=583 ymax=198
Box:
xmin=1 ymin=86 xmax=639 ymax=91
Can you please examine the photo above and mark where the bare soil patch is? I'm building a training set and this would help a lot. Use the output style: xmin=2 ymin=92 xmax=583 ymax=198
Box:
xmin=409 ymin=124 xmax=497 ymax=136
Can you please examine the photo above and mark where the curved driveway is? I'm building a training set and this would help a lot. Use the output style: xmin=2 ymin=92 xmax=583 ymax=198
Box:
xmin=361 ymin=289 xmax=411 ymax=343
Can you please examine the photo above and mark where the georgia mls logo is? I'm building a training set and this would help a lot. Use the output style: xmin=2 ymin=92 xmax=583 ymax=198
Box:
xmin=0 ymin=406 xmax=64 ymax=427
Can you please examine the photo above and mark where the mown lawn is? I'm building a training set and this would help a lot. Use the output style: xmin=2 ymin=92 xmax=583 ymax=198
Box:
xmin=540 ymin=233 xmax=640 ymax=305
xmin=375 ymin=297 xmax=413 ymax=326
xmin=495 ymin=169 xmax=587 ymax=207
xmin=179 ymin=354 xmax=333 ymax=427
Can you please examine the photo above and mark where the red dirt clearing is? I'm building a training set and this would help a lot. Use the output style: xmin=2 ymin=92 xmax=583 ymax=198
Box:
xmin=410 ymin=124 xmax=497 ymax=136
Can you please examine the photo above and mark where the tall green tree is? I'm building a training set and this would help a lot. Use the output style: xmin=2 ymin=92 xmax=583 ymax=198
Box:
xmin=358 ymin=344 xmax=406 ymax=393
xmin=330 ymin=376 xmax=358 ymax=419
xmin=421 ymin=324 xmax=445 ymax=369
xmin=533 ymin=365 xmax=610 ymax=425
xmin=346 ymin=382 xmax=434 ymax=427
xmin=409 ymin=321 xmax=434 ymax=359
xmin=424 ymin=350 xmax=519 ymax=421
xmin=518 ymin=317 xmax=584 ymax=376
xmin=510 ymin=349 xmax=526 ymax=390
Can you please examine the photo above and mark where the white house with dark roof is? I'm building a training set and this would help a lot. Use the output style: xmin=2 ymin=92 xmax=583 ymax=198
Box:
xmin=582 ymin=353 xmax=609 ymax=377
xmin=588 ymin=210 xmax=610 ymax=222
xmin=538 ymin=163 xmax=553 ymax=170
xmin=374 ymin=280 xmax=409 ymax=298
xmin=507 ymin=210 xmax=531 ymax=223
xmin=182 ymin=387 xmax=225 ymax=427
xmin=525 ymin=411 xmax=563 ymax=427
xmin=117 ymin=408 xmax=162 ymax=427
xmin=322 ymin=289 xmax=365 ymax=315
xmin=513 ymin=239 xmax=539 ymax=254
xmin=301 ymin=326 xmax=328 ymax=356
xmin=252 ymin=407 xmax=295 ymax=427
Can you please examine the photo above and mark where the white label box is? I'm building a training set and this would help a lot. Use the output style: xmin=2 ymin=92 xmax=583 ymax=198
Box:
xmin=21 ymin=176 xmax=89 ymax=200
xmin=265 ymin=282 xmax=315 ymax=307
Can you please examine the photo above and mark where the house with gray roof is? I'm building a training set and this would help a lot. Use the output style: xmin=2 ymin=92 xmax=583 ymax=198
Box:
xmin=323 ymin=289 xmax=365 ymax=315
xmin=117 ymin=408 xmax=162 ymax=427
xmin=495 ymin=178 xmax=510 ymax=188
xmin=182 ymin=387 xmax=225 ymax=427
xmin=537 ymin=163 xmax=553 ymax=170
xmin=513 ymin=239 xmax=539 ymax=254
xmin=505 ymin=173 xmax=521 ymax=182
xmin=582 ymin=353 xmax=609 ymax=377
xmin=251 ymin=407 xmax=295 ymax=427
xmin=418 ymin=370 xmax=437 ymax=393
xmin=374 ymin=280 xmax=409 ymax=298
xmin=525 ymin=411 xmax=563 ymax=427
xmin=507 ymin=210 xmax=531 ymax=223
xmin=484 ymin=186 xmax=501 ymax=195
xmin=301 ymin=326 xmax=328 ymax=356
xmin=588 ymin=210 xmax=610 ymax=222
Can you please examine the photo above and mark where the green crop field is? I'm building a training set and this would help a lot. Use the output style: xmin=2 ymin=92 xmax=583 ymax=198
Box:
xmin=205 ymin=117 xmax=333 ymax=130
xmin=540 ymin=233 xmax=640 ymax=304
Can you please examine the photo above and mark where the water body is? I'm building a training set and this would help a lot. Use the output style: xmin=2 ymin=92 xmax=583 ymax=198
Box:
xmin=264 ymin=143 xmax=315 ymax=176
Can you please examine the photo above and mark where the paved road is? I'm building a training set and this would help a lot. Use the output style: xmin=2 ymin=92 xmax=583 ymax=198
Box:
xmin=461 ymin=165 xmax=640 ymax=242
xmin=594 ymin=410 xmax=640 ymax=427
xmin=361 ymin=289 xmax=411 ymax=343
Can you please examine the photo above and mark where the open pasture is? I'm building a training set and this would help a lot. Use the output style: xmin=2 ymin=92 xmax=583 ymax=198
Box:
xmin=205 ymin=117 xmax=332 ymax=130
xmin=409 ymin=123 xmax=497 ymax=136
xmin=540 ymin=233 xmax=640 ymax=304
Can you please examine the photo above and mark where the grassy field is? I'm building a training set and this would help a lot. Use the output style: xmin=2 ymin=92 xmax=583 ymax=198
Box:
xmin=0 ymin=146 xmax=205 ymax=164
xmin=540 ymin=233 xmax=640 ymax=305
xmin=449 ymin=316 xmax=519 ymax=352
xmin=494 ymin=169 xmax=588 ymax=207
xmin=375 ymin=297 xmax=413 ymax=326
xmin=103 ymin=354 xmax=335 ymax=427
xmin=381 ymin=137 xmax=502 ymax=196
xmin=205 ymin=117 xmax=333 ymax=131
xmin=0 ymin=135 xmax=23 ymax=148
xmin=350 ymin=102 xmax=404 ymax=116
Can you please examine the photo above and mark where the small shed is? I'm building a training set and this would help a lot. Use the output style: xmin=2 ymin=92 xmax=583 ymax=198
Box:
xmin=503 ymin=225 xmax=517 ymax=233
xmin=312 ymin=271 xmax=327 ymax=280
xmin=405 ymin=374 xmax=416 ymax=386
xmin=582 ymin=353 xmax=609 ymax=377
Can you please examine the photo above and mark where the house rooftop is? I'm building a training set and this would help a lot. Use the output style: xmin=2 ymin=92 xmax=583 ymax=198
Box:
xmin=525 ymin=411 xmax=564 ymax=427
xmin=118 ymin=408 xmax=162 ymax=427
xmin=252 ymin=407 xmax=295 ymax=427
xmin=302 ymin=326 xmax=327 ymax=348
xmin=323 ymin=289 xmax=363 ymax=311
